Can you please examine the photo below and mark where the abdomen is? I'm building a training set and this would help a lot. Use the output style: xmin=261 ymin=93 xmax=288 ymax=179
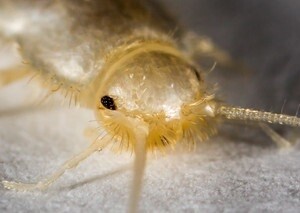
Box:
xmin=0 ymin=0 xmax=179 ymax=95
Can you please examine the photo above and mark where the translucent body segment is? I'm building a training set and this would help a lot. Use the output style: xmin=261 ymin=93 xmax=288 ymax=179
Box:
xmin=0 ymin=1 xmax=299 ymax=213
xmin=0 ymin=0 xmax=181 ymax=97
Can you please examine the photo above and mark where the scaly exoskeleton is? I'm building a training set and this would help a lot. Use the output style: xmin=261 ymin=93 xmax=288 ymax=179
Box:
xmin=0 ymin=1 xmax=299 ymax=212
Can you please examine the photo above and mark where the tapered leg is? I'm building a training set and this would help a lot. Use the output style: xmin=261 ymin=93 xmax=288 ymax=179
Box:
xmin=182 ymin=32 xmax=250 ymax=74
xmin=0 ymin=67 xmax=31 ymax=87
xmin=2 ymin=140 xmax=106 ymax=191
xmin=259 ymin=123 xmax=292 ymax=149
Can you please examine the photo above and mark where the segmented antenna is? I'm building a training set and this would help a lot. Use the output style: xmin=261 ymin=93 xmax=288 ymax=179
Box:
xmin=217 ymin=105 xmax=300 ymax=127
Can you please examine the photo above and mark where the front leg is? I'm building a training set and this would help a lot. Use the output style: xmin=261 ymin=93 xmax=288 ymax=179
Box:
xmin=2 ymin=138 xmax=108 ymax=191
xmin=0 ymin=67 xmax=31 ymax=88
xmin=259 ymin=123 xmax=292 ymax=149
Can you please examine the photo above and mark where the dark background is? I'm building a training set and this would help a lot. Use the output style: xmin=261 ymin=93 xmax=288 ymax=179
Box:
xmin=1 ymin=1 xmax=300 ymax=212
xmin=159 ymin=0 xmax=300 ymax=116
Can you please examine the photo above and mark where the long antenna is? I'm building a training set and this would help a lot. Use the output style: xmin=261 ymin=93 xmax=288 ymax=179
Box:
xmin=217 ymin=105 xmax=300 ymax=127
xmin=128 ymin=131 xmax=147 ymax=213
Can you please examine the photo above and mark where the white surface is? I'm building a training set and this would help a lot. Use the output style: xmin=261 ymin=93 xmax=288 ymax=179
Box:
xmin=1 ymin=0 xmax=300 ymax=212
xmin=0 ymin=81 xmax=300 ymax=213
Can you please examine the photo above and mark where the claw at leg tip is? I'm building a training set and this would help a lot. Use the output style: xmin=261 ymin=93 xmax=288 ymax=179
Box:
xmin=1 ymin=180 xmax=37 ymax=191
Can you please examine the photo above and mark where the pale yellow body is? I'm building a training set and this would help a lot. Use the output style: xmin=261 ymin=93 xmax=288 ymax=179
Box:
xmin=0 ymin=0 xmax=219 ymax=150
xmin=0 ymin=0 xmax=182 ymax=102
xmin=0 ymin=1 xmax=299 ymax=213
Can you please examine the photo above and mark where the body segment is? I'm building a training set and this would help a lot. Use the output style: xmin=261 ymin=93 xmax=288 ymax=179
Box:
xmin=0 ymin=0 xmax=218 ymax=149
xmin=0 ymin=0 xmax=179 ymax=92
xmin=0 ymin=1 xmax=299 ymax=213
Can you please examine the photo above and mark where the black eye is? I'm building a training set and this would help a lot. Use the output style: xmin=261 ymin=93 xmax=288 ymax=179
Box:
xmin=100 ymin=95 xmax=117 ymax=110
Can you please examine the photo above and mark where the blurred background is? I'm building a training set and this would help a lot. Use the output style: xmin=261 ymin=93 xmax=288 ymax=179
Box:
xmin=1 ymin=1 xmax=300 ymax=212
xmin=158 ymin=0 xmax=300 ymax=145
xmin=160 ymin=0 xmax=300 ymax=115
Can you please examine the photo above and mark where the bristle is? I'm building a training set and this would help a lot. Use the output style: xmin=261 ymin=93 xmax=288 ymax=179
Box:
xmin=146 ymin=120 xmax=179 ymax=152
xmin=180 ymin=96 xmax=219 ymax=147
xmin=30 ymin=71 xmax=82 ymax=107
xmin=101 ymin=112 xmax=136 ymax=153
